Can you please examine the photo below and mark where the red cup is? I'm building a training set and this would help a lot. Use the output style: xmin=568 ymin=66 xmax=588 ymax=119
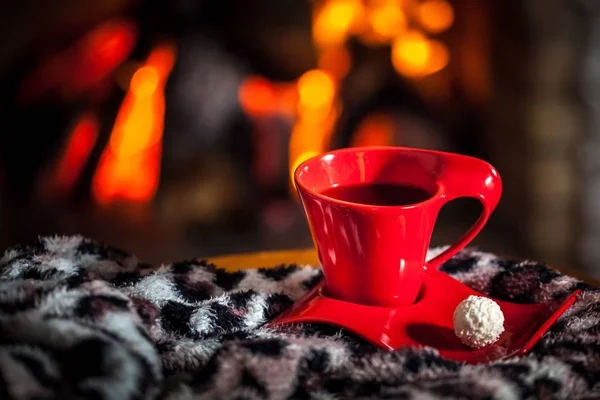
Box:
xmin=294 ymin=147 xmax=502 ymax=307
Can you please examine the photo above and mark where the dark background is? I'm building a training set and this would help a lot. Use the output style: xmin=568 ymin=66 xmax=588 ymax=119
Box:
xmin=1 ymin=0 xmax=598 ymax=278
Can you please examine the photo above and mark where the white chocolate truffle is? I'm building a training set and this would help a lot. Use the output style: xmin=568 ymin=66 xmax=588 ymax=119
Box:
xmin=453 ymin=295 xmax=505 ymax=348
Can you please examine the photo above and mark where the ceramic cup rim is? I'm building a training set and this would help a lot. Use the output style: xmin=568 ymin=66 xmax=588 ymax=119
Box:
xmin=294 ymin=146 xmax=444 ymax=212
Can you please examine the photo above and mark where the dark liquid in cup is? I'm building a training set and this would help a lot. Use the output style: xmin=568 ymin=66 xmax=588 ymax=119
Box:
xmin=321 ymin=183 xmax=432 ymax=206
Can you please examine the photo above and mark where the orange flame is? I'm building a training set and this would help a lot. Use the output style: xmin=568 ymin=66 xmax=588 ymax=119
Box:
xmin=289 ymin=69 xmax=340 ymax=187
xmin=92 ymin=44 xmax=176 ymax=205
xmin=57 ymin=114 xmax=99 ymax=191
xmin=284 ymin=0 xmax=454 ymax=187
xmin=19 ymin=18 xmax=137 ymax=103
xmin=39 ymin=113 xmax=99 ymax=198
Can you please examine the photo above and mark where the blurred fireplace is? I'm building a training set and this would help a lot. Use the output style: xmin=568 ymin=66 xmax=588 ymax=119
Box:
xmin=0 ymin=0 xmax=511 ymax=262
xmin=0 ymin=0 xmax=594 ymax=271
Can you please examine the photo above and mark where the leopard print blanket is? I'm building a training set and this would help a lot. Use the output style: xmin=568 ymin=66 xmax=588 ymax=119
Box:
xmin=0 ymin=236 xmax=598 ymax=399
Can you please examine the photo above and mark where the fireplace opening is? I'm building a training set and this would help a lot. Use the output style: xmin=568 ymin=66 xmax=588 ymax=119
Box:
xmin=0 ymin=0 xmax=591 ymax=276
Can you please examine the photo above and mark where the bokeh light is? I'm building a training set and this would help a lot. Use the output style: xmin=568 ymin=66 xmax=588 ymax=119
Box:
xmin=369 ymin=0 xmax=407 ymax=40
xmin=391 ymin=31 xmax=431 ymax=78
xmin=313 ymin=0 xmax=363 ymax=47
xmin=238 ymin=76 xmax=276 ymax=116
xmin=318 ymin=47 xmax=352 ymax=80
xmin=425 ymin=40 xmax=450 ymax=75
xmin=418 ymin=0 xmax=455 ymax=33
xmin=350 ymin=113 xmax=395 ymax=147
xmin=298 ymin=69 xmax=336 ymax=109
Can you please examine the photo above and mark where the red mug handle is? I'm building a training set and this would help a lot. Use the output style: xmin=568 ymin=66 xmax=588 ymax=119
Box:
xmin=425 ymin=155 xmax=502 ymax=270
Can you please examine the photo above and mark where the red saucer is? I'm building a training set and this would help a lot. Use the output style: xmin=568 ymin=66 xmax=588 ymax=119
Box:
xmin=268 ymin=269 xmax=580 ymax=364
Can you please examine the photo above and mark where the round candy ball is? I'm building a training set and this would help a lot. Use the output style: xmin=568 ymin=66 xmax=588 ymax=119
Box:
xmin=453 ymin=295 xmax=505 ymax=348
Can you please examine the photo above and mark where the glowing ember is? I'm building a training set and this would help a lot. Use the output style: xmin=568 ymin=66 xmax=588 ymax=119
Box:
xmin=92 ymin=44 xmax=176 ymax=205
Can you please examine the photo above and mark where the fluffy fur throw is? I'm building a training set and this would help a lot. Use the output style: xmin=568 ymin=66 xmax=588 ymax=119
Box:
xmin=0 ymin=236 xmax=598 ymax=399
